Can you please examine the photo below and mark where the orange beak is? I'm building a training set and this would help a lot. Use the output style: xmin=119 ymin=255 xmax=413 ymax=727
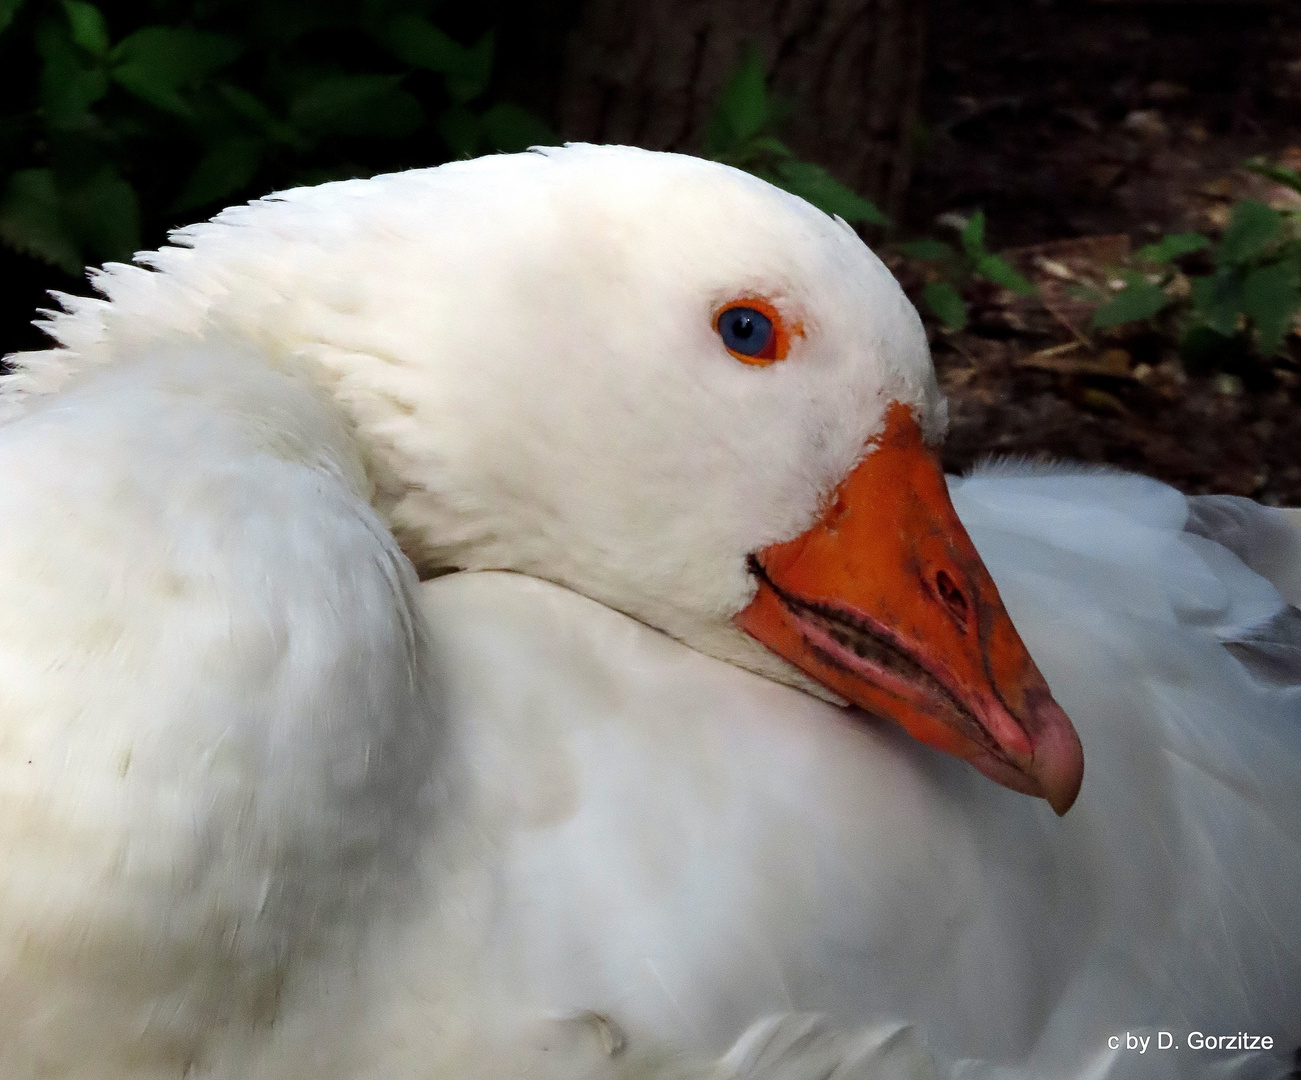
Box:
xmin=736 ymin=402 xmax=1083 ymax=814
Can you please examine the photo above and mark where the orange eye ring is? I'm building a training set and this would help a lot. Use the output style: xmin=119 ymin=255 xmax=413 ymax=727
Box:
xmin=714 ymin=297 xmax=801 ymax=366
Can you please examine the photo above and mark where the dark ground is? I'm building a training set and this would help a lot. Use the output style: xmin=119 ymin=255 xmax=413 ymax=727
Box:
xmin=905 ymin=0 xmax=1301 ymax=504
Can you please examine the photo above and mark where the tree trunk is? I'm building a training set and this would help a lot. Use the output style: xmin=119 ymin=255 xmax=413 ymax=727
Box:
xmin=556 ymin=0 xmax=928 ymax=218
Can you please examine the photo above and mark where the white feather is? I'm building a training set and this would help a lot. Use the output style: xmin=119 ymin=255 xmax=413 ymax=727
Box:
xmin=0 ymin=146 xmax=1295 ymax=1078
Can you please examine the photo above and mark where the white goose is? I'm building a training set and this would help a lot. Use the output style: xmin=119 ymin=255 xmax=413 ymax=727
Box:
xmin=0 ymin=145 xmax=1297 ymax=1080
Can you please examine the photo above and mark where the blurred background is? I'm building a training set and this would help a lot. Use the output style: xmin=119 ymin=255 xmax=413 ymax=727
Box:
xmin=1 ymin=0 xmax=1299 ymax=501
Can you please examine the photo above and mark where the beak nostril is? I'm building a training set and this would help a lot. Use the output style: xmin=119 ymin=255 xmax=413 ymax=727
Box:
xmin=934 ymin=569 xmax=970 ymax=626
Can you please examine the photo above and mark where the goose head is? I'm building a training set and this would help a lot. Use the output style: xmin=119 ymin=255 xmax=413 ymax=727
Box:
xmin=15 ymin=143 xmax=1083 ymax=811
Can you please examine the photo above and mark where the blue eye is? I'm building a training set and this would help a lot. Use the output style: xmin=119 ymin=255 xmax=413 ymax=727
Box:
xmin=717 ymin=306 xmax=775 ymax=359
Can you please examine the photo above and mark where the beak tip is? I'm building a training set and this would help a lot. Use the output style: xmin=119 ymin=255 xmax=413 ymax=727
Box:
xmin=1031 ymin=696 xmax=1084 ymax=816
xmin=1048 ymin=767 xmax=1083 ymax=816
xmin=1049 ymin=786 xmax=1078 ymax=817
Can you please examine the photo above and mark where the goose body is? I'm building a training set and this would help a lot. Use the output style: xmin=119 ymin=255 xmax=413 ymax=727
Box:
xmin=320 ymin=470 xmax=1297 ymax=1080
xmin=0 ymin=145 xmax=1297 ymax=1079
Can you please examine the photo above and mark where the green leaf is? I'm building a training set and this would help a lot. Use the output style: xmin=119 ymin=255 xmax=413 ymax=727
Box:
xmin=1190 ymin=268 xmax=1245 ymax=337
xmin=379 ymin=14 xmax=462 ymax=72
xmin=974 ymin=253 xmax=1035 ymax=296
xmin=960 ymin=210 xmax=988 ymax=261
xmin=438 ymin=103 xmax=480 ymax=158
xmin=0 ymin=0 xmax=29 ymax=35
xmin=380 ymin=16 xmax=499 ymax=103
xmin=61 ymin=164 xmax=139 ymax=262
xmin=217 ymin=84 xmax=305 ymax=149
xmin=0 ymin=168 xmax=81 ymax=273
xmin=707 ymin=46 xmax=768 ymax=154
xmin=61 ymin=0 xmax=108 ymax=55
xmin=1091 ymin=277 xmax=1170 ymax=329
xmin=289 ymin=74 xmax=422 ymax=139
xmin=771 ymin=159 xmax=889 ymax=225
xmin=110 ymin=27 xmax=244 ymax=117
xmin=1243 ymin=157 xmax=1301 ymax=196
xmin=1178 ymin=323 xmax=1238 ymax=372
xmin=718 ymin=133 xmax=796 ymax=169
xmin=896 ymin=238 xmax=954 ymax=261
xmin=1217 ymin=200 xmax=1283 ymax=266
xmin=172 ymin=136 xmax=263 ymax=212
xmin=738 ymin=134 xmax=792 ymax=159
xmin=710 ymin=134 xmax=791 ymax=173
xmin=444 ymin=31 xmax=494 ymax=104
xmin=924 ymin=281 xmax=967 ymax=330
xmin=36 ymin=18 xmax=108 ymax=127
xmin=1241 ymin=258 xmax=1301 ymax=355
xmin=1134 ymin=232 xmax=1210 ymax=264
xmin=376 ymin=10 xmax=499 ymax=100
xmin=248 ymin=5 xmax=337 ymax=45
xmin=480 ymin=103 xmax=556 ymax=153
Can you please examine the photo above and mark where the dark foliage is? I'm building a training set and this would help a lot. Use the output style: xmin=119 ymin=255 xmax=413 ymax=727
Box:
xmin=0 ymin=0 xmax=559 ymax=350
